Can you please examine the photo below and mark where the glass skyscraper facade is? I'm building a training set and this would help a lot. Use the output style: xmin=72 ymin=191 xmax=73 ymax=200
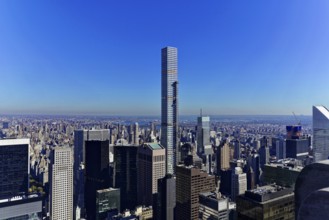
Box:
xmin=161 ymin=46 xmax=178 ymax=174
xmin=0 ymin=139 xmax=30 ymax=200
xmin=197 ymin=116 xmax=210 ymax=154
xmin=313 ymin=105 xmax=329 ymax=162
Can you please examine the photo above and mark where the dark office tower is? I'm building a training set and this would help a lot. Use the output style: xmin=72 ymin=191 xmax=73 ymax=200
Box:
xmin=180 ymin=143 xmax=192 ymax=162
xmin=246 ymin=167 xmax=255 ymax=190
xmin=259 ymin=145 xmax=270 ymax=169
xmin=233 ymin=140 xmax=241 ymax=160
xmin=219 ymin=169 xmax=232 ymax=196
xmin=176 ymin=165 xmax=216 ymax=220
xmin=237 ymin=185 xmax=294 ymax=220
xmin=113 ymin=145 xmax=138 ymax=211
xmin=286 ymin=137 xmax=310 ymax=159
xmin=85 ymin=140 xmax=111 ymax=220
xmin=260 ymin=136 xmax=271 ymax=148
xmin=155 ymin=174 xmax=176 ymax=220
xmin=249 ymin=153 xmax=261 ymax=185
xmin=0 ymin=139 xmax=29 ymax=199
xmin=74 ymin=129 xmax=109 ymax=219
xmin=137 ymin=143 xmax=166 ymax=206
xmin=161 ymin=46 xmax=179 ymax=174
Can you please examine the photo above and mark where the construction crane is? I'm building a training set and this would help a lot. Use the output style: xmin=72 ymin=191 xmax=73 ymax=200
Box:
xmin=292 ymin=111 xmax=301 ymax=125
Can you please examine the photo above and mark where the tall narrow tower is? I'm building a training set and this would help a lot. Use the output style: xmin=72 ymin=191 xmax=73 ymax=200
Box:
xmin=161 ymin=46 xmax=178 ymax=174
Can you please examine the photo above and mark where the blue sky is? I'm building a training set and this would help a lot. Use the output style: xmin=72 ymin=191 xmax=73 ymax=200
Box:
xmin=0 ymin=1 xmax=329 ymax=115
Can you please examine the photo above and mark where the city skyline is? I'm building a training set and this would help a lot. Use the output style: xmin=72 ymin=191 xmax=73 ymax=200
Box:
xmin=1 ymin=1 xmax=329 ymax=115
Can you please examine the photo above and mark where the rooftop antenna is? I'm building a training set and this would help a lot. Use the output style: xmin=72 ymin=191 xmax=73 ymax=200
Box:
xmin=200 ymin=108 xmax=203 ymax=117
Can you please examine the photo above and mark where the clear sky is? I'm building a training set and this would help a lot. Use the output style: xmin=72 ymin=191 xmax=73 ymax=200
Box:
xmin=1 ymin=1 xmax=329 ymax=116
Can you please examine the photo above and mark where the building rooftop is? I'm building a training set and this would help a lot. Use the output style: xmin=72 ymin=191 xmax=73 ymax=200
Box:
xmin=266 ymin=158 xmax=304 ymax=171
xmin=249 ymin=185 xmax=285 ymax=196
xmin=0 ymin=193 xmax=41 ymax=204
xmin=0 ymin=138 xmax=30 ymax=146
xmin=243 ymin=184 xmax=294 ymax=203
xmin=97 ymin=188 xmax=120 ymax=194
xmin=145 ymin=143 xmax=164 ymax=150
xmin=314 ymin=105 xmax=329 ymax=120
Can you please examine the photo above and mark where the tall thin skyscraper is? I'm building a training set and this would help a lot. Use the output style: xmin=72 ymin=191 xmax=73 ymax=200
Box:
xmin=313 ymin=105 xmax=329 ymax=162
xmin=49 ymin=147 xmax=73 ymax=220
xmin=161 ymin=46 xmax=179 ymax=174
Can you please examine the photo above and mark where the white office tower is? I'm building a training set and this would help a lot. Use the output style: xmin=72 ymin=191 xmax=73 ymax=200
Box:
xmin=231 ymin=167 xmax=247 ymax=201
xmin=49 ymin=147 xmax=73 ymax=220
xmin=313 ymin=106 xmax=329 ymax=162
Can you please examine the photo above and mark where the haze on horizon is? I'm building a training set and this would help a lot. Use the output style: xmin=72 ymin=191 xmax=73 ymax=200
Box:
xmin=1 ymin=1 xmax=329 ymax=116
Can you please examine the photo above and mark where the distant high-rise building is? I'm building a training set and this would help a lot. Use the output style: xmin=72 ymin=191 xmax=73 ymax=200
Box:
xmin=246 ymin=167 xmax=255 ymax=190
xmin=275 ymin=139 xmax=286 ymax=159
xmin=0 ymin=139 xmax=30 ymax=199
xmin=138 ymin=143 xmax=166 ymax=206
xmin=216 ymin=141 xmax=230 ymax=173
xmin=113 ymin=144 xmax=138 ymax=211
xmin=134 ymin=122 xmax=139 ymax=145
xmin=231 ymin=167 xmax=247 ymax=201
xmin=73 ymin=129 xmax=109 ymax=219
xmin=259 ymin=145 xmax=270 ymax=169
xmin=313 ymin=105 xmax=329 ymax=162
xmin=155 ymin=174 xmax=176 ymax=220
xmin=197 ymin=116 xmax=210 ymax=154
xmin=286 ymin=138 xmax=310 ymax=159
xmin=49 ymin=147 xmax=73 ymax=220
xmin=249 ymin=153 xmax=261 ymax=185
xmin=176 ymin=165 xmax=216 ymax=220
xmin=161 ymin=46 xmax=179 ymax=174
xmin=85 ymin=140 xmax=111 ymax=220
xmin=233 ymin=140 xmax=241 ymax=160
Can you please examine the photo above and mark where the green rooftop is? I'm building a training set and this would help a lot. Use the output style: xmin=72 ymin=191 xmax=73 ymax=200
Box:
xmin=147 ymin=143 xmax=164 ymax=150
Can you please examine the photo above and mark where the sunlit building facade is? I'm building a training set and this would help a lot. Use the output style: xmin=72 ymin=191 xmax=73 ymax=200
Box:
xmin=313 ymin=105 xmax=329 ymax=162
xmin=161 ymin=46 xmax=179 ymax=174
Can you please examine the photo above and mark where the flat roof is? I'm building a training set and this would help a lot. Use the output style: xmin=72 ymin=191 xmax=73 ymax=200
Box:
xmin=146 ymin=143 xmax=164 ymax=150
xmin=0 ymin=138 xmax=30 ymax=146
